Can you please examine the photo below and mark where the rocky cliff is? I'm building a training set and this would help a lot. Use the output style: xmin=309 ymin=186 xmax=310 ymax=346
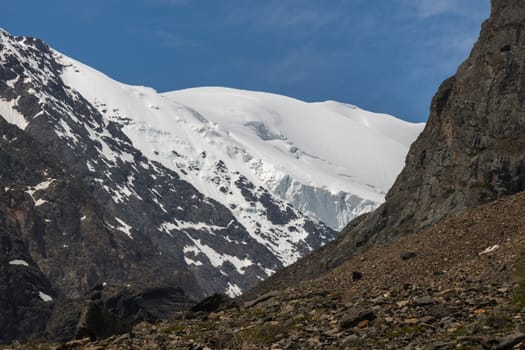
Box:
xmin=246 ymin=0 xmax=525 ymax=294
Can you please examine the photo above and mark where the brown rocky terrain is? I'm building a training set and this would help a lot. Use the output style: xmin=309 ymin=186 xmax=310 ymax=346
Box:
xmin=4 ymin=189 xmax=525 ymax=349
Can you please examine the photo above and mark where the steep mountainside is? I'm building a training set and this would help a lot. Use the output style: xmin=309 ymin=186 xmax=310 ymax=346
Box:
xmin=0 ymin=28 xmax=338 ymax=300
xmin=0 ymin=117 xmax=196 ymax=343
xmin=250 ymin=0 xmax=525 ymax=289
xmin=0 ymin=26 xmax=419 ymax=343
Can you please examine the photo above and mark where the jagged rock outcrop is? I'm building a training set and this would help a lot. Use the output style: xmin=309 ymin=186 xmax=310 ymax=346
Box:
xmin=0 ymin=207 xmax=54 ymax=344
xmin=246 ymin=0 xmax=525 ymax=293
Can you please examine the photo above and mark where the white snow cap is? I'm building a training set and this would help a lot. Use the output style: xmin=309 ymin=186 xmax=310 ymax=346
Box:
xmin=58 ymin=52 xmax=423 ymax=232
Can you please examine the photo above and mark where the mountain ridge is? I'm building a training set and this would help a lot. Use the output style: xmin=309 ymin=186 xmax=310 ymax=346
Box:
xmin=2 ymin=0 xmax=525 ymax=348
xmin=0 ymin=27 xmax=334 ymax=299
xmin=58 ymin=56 xmax=423 ymax=231
xmin=0 ymin=26 xmax=420 ymax=342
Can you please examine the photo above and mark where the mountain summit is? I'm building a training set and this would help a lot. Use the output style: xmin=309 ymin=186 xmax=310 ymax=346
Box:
xmin=59 ymin=59 xmax=423 ymax=232
xmin=0 ymin=27 xmax=419 ymax=342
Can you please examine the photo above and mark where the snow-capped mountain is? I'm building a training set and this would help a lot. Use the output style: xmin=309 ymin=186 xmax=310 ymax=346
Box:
xmin=166 ymin=87 xmax=424 ymax=229
xmin=0 ymin=28 xmax=328 ymax=300
xmin=0 ymin=28 xmax=422 ymax=303
xmin=60 ymin=59 xmax=424 ymax=231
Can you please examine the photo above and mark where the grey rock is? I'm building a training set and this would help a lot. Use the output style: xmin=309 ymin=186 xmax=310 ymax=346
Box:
xmin=190 ymin=293 xmax=234 ymax=314
xmin=413 ymin=296 xmax=435 ymax=306
xmin=422 ymin=341 xmax=455 ymax=350
xmin=352 ymin=271 xmax=363 ymax=281
xmin=401 ymin=252 xmax=417 ymax=260
xmin=419 ymin=316 xmax=435 ymax=324
xmin=439 ymin=317 xmax=456 ymax=328
xmin=243 ymin=290 xmax=280 ymax=308
xmin=496 ymin=332 xmax=525 ymax=350
xmin=339 ymin=309 xmax=376 ymax=329
xmin=75 ymin=302 xmax=131 ymax=340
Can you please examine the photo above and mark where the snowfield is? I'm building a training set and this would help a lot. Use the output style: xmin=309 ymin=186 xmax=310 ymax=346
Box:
xmin=59 ymin=55 xmax=424 ymax=231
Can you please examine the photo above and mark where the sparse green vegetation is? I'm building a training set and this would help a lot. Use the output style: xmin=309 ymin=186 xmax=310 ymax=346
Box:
xmin=469 ymin=182 xmax=494 ymax=192
xmin=452 ymin=327 xmax=470 ymax=336
xmin=161 ymin=323 xmax=186 ymax=333
xmin=236 ymin=321 xmax=299 ymax=346
xmin=386 ymin=325 xmax=423 ymax=338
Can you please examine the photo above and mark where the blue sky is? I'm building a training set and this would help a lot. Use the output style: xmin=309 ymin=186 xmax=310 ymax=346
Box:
xmin=1 ymin=0 xmax=489 ymax=122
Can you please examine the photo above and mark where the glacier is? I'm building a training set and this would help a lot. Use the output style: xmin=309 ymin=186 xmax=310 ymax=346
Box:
xmin=59 ymin=58 xmax=424 ymax=232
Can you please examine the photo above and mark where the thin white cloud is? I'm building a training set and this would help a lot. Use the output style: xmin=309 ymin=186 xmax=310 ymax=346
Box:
xmin=407 ymin=0 xmax=459 ymax=18
xmin=227 ymin=0 xmax=342 ymax=32
xmin=144 ymin=0 xmax=196 ymax=6
xmin=259 ymin=45 xmax=356 ymax=87
xmin=153 ymin=30 xmax=201 ymax=48
xmin=400 ymin=0 xmax=487 ymax=19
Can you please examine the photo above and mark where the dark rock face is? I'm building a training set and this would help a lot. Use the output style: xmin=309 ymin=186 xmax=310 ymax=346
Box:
xmin=74 ymin=285 xmax=190 ymax=341
xmin=373 ymin=0 xmax=525 ymax=237
xmin=75 ymin=302 xmax=131 ymax=341
xmin=0 ymin=208 xmax=54 ymax=344
xmin=339 ymin=0 xmax=525 ymax=258
xmin=0 ymin=117 xmax=196 ymax=342
xmin=189 ymin=293 xmax=234 ymax=315
xmin=100 ymin=286 xmax=190 ymax=325
xmin=246 ymin=0 xmax=525 ymax=293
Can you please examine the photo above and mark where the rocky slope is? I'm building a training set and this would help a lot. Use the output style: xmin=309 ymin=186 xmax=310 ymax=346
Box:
xmin=247 ymin=0 xmax=525 ymax=290
xmin=11 ymin=189 xmax=525 ymax=349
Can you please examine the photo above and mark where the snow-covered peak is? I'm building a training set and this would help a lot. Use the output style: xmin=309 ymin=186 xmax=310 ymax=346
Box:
xmin=165 ymin=87 xmax=423 ymax=199
xmin=58 ymin=52 xmax=423 ymax=230
xmin=0 ymin=27 xmax=420 ymax=298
